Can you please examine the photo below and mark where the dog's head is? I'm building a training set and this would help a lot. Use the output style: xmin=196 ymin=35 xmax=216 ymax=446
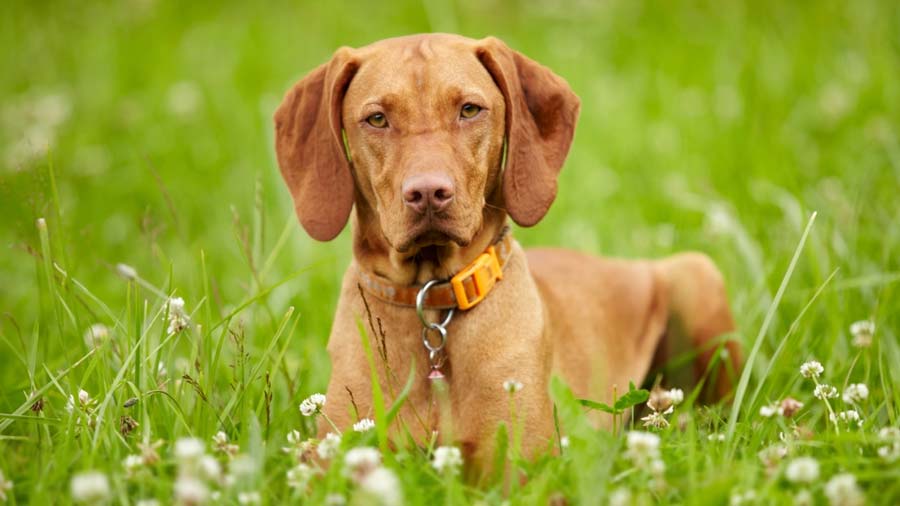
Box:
xmin=274 ymin=34 xmax=579 ymax=254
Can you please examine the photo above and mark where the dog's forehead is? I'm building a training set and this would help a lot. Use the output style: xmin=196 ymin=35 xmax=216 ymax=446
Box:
xmin=348 ymin=35 xmax=496 ymax=98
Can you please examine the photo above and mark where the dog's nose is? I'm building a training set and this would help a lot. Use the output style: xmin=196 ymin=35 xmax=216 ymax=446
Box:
xmin=401 ymin=173 xmax=454 ymax=214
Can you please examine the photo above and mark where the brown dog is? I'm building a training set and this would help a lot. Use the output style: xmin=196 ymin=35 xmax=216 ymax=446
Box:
xmin=274 ymin=33 xmax=740 ymax=476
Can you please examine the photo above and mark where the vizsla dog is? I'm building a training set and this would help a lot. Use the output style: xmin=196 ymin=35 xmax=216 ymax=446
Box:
xmin=274 ymin=33 xmax=740 ymax=477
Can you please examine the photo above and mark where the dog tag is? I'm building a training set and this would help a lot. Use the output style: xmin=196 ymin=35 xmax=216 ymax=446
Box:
xmin=428 ymin=368 xmax=445 ymax=381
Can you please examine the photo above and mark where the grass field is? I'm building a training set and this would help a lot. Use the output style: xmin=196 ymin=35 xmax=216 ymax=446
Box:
xmin=2 ymin=0 xmax=900 ymax=504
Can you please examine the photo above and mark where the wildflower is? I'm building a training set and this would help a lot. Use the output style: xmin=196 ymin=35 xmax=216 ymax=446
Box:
xmin=317 ymin=433 xmax=341 ymax=460
xmin=503 ymin=379 xmax=524 ymax=394
xmin=83 ymin=324 xmax=110 ymax=348
xmin=609 ymin=488 xmax=632 ymax=506
xmin=648 ymin=387 xmax=683 ymax=412
xmin=212 ymin=431 xmax=239 ymax=457
xmin=299 ymin=393 xmax=326 ymax=417
xmin=123 ymin=454 xmax=145 ymax=478
xmin=641 ymin=406 xmax=673 ymax=429
xmin=624 ymin=431 xmax=661 ymax=469
xmin=829 ymin=410 xmax=863 ymax=428
xmin=759 ymin=403 xmax=778 ymax=418
xmin=0 ymin=470 xmax=12 ymax=502
xmin=116 ymin=263 xmax=138 ymax=280
xmin=198 ymin=456 xmax=222 ymax=482
xmin=849 ymin=320 xmax=875 ymax=348
xmin=353 ymin=418 xmax=375 ymax=433
xmin=344 ymin=447 xmax=381 ymax=481
xmin=174 ymin=438 xmax=205 ymax=463
xmin=359 ymin=467 xmax=402 ymax=506
xmin=758 ymin=444 xmax=788 ymax=471
xmin=70 ymin=471 xmax=111 ymax=504
xmin=842 ymin=384 xmax=868 ymax=404
xmin=794 ymin=489 xmax=814 ymax=506
xmin=432 ymin=446 xmax=463 ymax=474
xmin=824 ymin=473 xmax=864 ymax=506
xmin=237 ymin=491 xmax=261 ymax=505
xmin=174 ymin=476 xmax=209 ymax=506
xmin=800 ymin=360 xmax=824 ymax=379
xmin=780 ymin=397 xmax=804 ymax=418
xmin=283 ymin=431 xmax=315 ymax=461
xmin=560 ymin=436 xmax=570 ymax=449
xmin=784 ymin=457 xmax=820 ymax=484
xmin=286 ymin=463 xmax=316 ymax=490
xmin=167 ymin=297 xmax=189 ymax=335
xmin=814 ymin=384 xmax=838 ymax=400
xmin=877 ymin=427 xmax=900 ymax=462
xmin=729 ymin=489 xmax=756 ymax=506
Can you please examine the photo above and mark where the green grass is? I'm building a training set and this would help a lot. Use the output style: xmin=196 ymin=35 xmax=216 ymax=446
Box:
xmin=2 ymin=0 xmax=900 ymax=504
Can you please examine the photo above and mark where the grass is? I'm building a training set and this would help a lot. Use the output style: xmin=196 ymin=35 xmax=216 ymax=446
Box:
xmin=2 ymin=0 xmax=899 ymax=504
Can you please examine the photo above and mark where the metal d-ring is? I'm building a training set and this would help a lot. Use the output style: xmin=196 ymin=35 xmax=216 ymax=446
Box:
xmin=416 ymin=279 xmax=455 ymax=371
xmin=415 ymin=279 xmax=455 ymax=328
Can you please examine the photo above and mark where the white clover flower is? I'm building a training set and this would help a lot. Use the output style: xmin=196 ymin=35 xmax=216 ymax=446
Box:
xmin=759 ymin=403 xmax=778 ymax=418
xmin=174 ymin=476 xmax=209 ymax=506
xmin=344 ymin=447 xmax=381 ymax=480
xmin=70 ymin=471 xmax=111 ymax=504
xmin=299 ymin=393 xmax=326 ymax=417
xmin=665 ymin=388 xmax=684 ymax=406
xmin=502 ymin=379 xmax=524 ymax=394
xmin=624 ymin=431 xmax=661 ymax=467
xmin=83 ymin=324 xmax=110 ymax=348
xmin=785 ymin=457 xmax=820 ymax=484
xmin=432 ymin=446 xmax=463 ymax=474
xmin=849 ymin=320 xmax=875 ymax=348
xmin=641 ymin=406 xmax=673 ymax=429
xmin=198 ymin=455 xmax=222 ymax=482
xmin=123 ymin=454 xmax=145 ymax=477
xmin=237 ymin=491 xmax=261 ymax=505
xmin=167 ymin=297 xmax=189 ymax=335
xmin=560 ymin=436 xmax=570 ymax=449
xmin=794 ymin=489 xmax=814 ymax=506
xmin=878 ymin=427 xmax=900 ymax=441
xmin=359 ymin=467 xmax=402 ymax=506
xmin=316 ymin=433 xmax=341 ymax=460
xmin=758 ymin=444 xmax=788 ymax=468
xmin=829 ymin=410 xmax=863 ymax=428
xmin=211 ymin=431 xmax=238 ymax=456
xmin=842 ymin=384 xmax=869 ymax=404
xmin=800 ymin=360 xmax=824 ymax=379
xmin=609 ymin=488 xmax=632 ymax=506
xmin=286 ymin=463 xmax=316 ymax=490
xmin=824 ymin=473 xmax=864 ymax=506
xmin=0 ymin=470 xmax=13 ymax=502
xmin=174 ymin=438 xmax=205 ymax=462
xmin=729 ymin=489 xmax=757 ymax=506
xmin=814 ymin=384 xmax=839 ymax=400
xmin=286 ymin=430 xmax=302 ymax=446
xmin=212 ymin=431 xmax=227 ymax=447
xmin=877 ymin=443 xmax=900 ymax=462
xmin=353 ymin=418 xmax=375 ymax=433
xmin=780 ymin=397 xmax=804 ymax=418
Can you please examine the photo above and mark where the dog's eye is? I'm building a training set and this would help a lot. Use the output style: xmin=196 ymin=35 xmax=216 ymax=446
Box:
xmin=460 ymin=103 xmax=482 ymax=119
xmin=366 ymin=113 xmax=388 ymax=128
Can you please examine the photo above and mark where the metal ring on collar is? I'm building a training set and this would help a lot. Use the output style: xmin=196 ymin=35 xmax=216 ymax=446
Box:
xmin=421 ymin=324 xmax=447 ymax=353
xmin=416 ymin=279 xmax=455 ymax=328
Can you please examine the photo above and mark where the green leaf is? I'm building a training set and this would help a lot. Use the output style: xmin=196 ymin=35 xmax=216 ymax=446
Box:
xmin=614 ymin=388 xmax=649 ymax=411
xmin=577 ymin=398 xmax=616 ymax=413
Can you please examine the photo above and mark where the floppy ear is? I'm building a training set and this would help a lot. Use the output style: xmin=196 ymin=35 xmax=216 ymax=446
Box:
xmin=274 ymin=48 xmax=359 ymax=241
xmin=476 ymin=37 xmax=580 ymax=226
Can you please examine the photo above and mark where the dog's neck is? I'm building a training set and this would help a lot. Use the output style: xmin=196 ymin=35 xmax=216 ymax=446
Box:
xmin=351 ymin=199 xmax=508 ymax=286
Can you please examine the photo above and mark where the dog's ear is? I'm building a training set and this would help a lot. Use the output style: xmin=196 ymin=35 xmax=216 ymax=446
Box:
xmin=274 ymin=48 xmax=359 ymax=241
xmin=476 ymin=37 xmax=580 ymax=226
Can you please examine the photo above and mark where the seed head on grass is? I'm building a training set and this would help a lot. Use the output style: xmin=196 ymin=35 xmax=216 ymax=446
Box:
xmin=800 ymin=360 xmax=824 ymax=379
xmin=431 ymin=446 xmax=463 ymax=474
xmin=70 ymin=471 xmax=111 ymax=504
xmin=784 ymin=457 xmax=819 ymax=484
xmin=824 ymin=473 xmax=864 ymax=506
xmin=167 ymin=297 xmax=189 ymax=335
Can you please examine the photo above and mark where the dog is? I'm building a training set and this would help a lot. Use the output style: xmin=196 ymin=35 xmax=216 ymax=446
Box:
xmin=274 ymin=33 xmax=741 ymax=478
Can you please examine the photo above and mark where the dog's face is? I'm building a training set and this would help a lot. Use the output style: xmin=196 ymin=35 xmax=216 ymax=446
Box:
xmin=341 ymin=39 xmax=506 ymax=252
xmin=274 ymin=34 xmax=580 ymax=256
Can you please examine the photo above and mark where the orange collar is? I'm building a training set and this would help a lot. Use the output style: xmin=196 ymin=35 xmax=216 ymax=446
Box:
xmin=357 ymin=229 xmax=513 ymax=311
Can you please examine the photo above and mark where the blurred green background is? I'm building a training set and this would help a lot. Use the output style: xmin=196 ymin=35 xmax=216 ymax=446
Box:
xmin=2 ymin=0 xmax=899 ymax=429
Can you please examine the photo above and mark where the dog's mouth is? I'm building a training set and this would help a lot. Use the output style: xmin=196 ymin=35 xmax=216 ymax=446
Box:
xmin=396 ymin=222 xmax=470 ymax=253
